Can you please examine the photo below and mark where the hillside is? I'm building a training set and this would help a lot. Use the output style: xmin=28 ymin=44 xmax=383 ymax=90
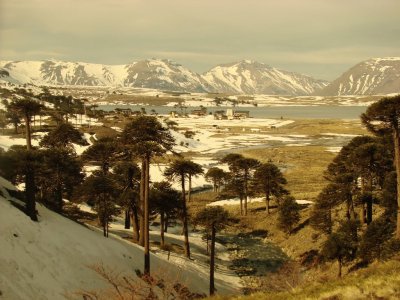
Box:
xmin=221 ymin=258 xmax=400 ymax=300
xmin=319 ymin=57 xmax=400 ymax=96
xmin=0 ymin=176 xmax=240 ymax=299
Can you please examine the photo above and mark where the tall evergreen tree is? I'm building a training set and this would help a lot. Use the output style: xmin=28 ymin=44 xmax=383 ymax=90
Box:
xmin=193 ymin=206 xmax=229 ymax=296
xmin=8 ymin=98 xmax=43 ymax=150
xmin=78 ymin=173 xmax=120 ymax=237
xmin=40 ymin=123 xmax=88 ymax=150
xmin=221 ymin=154 xmax=260 ymax=215
xmin=361 ymin=95 xmax=400 ymax=239
xmin=252 ymin=162 xmax=288 ymax=213
xmin=205 ymin=167 xmax=227 ymax=194
xmin=164 ymin=158 xmax=197 ymax=259
xmin=121 ymin=116 xmax=174 ymax=275
xmin=150 ymin=181 xmax=180 ymax=247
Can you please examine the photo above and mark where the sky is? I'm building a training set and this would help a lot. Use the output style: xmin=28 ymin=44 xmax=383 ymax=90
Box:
xmin=0 ymin=0 xmax=399 ymax=80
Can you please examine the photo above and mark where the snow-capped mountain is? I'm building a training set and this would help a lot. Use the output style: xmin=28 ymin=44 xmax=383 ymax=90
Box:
xmin=0 ymin=59 xmax=209 ymax=92
xmin=319 ymin=57 xmax=400 ymax=96
xmin=0 ymin=59 xmax=327 ymax=95
xmin=202 ymin=60 xmax=329 ymax=95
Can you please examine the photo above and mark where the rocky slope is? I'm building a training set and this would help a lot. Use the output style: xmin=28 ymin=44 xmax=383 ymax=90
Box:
xmin=318 ymin=57 xmax=400 ymax=96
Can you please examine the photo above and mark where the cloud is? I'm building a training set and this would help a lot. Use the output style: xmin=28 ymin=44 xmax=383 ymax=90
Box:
xmin=0 ymin=0 xmax=399 ymax=80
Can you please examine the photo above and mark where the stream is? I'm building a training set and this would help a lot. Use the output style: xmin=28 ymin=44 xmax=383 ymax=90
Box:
xmin=219 ymin=231 xmax=288 ymax=293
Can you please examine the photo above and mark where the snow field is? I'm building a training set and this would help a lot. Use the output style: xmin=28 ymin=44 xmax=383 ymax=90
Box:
xmin=0 ymin=177 xmax=242 ymax=299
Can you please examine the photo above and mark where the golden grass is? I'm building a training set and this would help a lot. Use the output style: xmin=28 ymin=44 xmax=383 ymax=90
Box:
xmin=216 ymin=259 xmax=400 ymax=300
xmin=240 ymin=146 xmax=336 ymax=201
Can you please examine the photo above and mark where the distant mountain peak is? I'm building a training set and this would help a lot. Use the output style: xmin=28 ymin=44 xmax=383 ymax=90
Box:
xmin=319 ymin=57 xmax=400 ymax=96
xmin=203 ymin=60 xmax=328 ymax=95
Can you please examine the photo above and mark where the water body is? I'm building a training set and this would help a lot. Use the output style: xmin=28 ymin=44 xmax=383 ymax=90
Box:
xmin=98 ymin=105 xmax=367 ymax=119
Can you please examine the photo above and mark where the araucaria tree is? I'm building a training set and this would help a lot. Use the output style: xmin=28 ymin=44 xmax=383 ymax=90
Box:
xmin=221 ymin=154 xmax=260 ymax=215
xmin=185 ymin=160 xmax=203 ymax=202
xmin=8 ymin=97 xmax=43 ymax=150
xmin=277 ymin=195 xmax=300 ymax=234
xmin=193 ymin=206 xmax=229 ymax=296
xmin=164 ymin=158 xmax=200 ymax=259
xmin=150 ymin=181 xmax=180 ymax=247
xmin=361 ymin=95 xmax=400 ymax=239
xmin=252 ymin=162 xmax=288 ymax=213
xmin=205 ymin=167 xmax=227 ymax=194
xmin=121 ymin=116 xmax=174 ymax=275
xmin=2 ymin=145 xmax=42 ymax=221
xmin=78 ymin=173 xmax=120 ymax=237
xmin=321 ymin=220 xmax=358 ymax=277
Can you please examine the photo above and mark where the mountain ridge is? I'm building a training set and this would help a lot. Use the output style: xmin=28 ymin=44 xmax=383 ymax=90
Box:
xmin=0 ymin=58 xmax=327 ymax=95
xmin=318 ymin=57 xmax=400 ymax=96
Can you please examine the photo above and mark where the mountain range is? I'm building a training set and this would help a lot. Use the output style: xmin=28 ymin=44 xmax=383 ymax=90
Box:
xmin=1 ymin=57 xmax=399 ymax=96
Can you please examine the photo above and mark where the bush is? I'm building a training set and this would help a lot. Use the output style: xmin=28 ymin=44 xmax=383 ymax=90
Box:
xmin=359 ymin=216 xmax=395 ymax=262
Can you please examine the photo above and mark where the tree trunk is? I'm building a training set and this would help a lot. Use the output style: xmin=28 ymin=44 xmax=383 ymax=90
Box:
xmin=394 ymin=128 xmax=400 ymax=239
xmin=139 ymin=160 xmax=145 ymax=246
xmin=131 ymin=206 xmax=139 ymax=242
xmin=26 ymin=167 xmax=37 ymax=221
xmin=24 ymin=116 xmax=31 ymax=150
xmin=210 ymin=224 xmax=216 ymax=296
xmin=244 ymin=171 xmax=248 ymax=216
xmin=337 ymin=258 xmax=342 ymax=278
xmin=188 ymin=175 xmax=192 ymax=202
xmin=181 ymin=175 xmax=191 ymax=259
xmin=266 ymin=191 xmax=270 ymax=214
xmin=144 ymin=156 xmax=150 ymax=275
xmin=239 ymin=196 xmax=243 ymax=216
xmin=164 ymin=216 xmax=169 ymax=233
xmin=124 ymin=209 xmax=130 ymax=229
xmin=160 ymin=212 xmax=165 ymax=247
xmin=55 ymin=182 xmax=63 ymax=212
xmin=366 ymin=198 xmax=373 ymax=224
xmin=360 ymin=178 xmax=366 ymax=225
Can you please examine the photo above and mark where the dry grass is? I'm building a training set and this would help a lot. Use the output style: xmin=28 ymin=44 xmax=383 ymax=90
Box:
xmin=216 ymin=258 xmax=400 ymax=300
xmin=240 ymin=146 xmax=336 ymax=201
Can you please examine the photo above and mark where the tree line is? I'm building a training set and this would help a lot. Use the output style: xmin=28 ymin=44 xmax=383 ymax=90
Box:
xmin=310 ymin=95 xmax=400 ymax=277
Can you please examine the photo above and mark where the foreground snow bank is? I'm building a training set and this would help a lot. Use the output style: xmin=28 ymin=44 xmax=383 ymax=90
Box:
xmin=0 ymin=177 xmax=240 ymax=299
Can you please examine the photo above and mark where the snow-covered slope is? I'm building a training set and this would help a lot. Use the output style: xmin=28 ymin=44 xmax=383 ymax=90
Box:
xmin=0 ymin=176 xmax=239 ymax=299
xmin=202 ymin=60 xmax=328 ymax=95
xmin=0 ymin=59 xmax=327 ymax=95
xmin=0 ymin=59 xmax=209 ymax=92
xmin=319 ymin=57 xmax=400 ymax=96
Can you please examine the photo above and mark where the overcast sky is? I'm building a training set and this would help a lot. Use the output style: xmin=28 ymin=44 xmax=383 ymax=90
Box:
xmin=0 ymin=0 xmax=399 ymax=80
